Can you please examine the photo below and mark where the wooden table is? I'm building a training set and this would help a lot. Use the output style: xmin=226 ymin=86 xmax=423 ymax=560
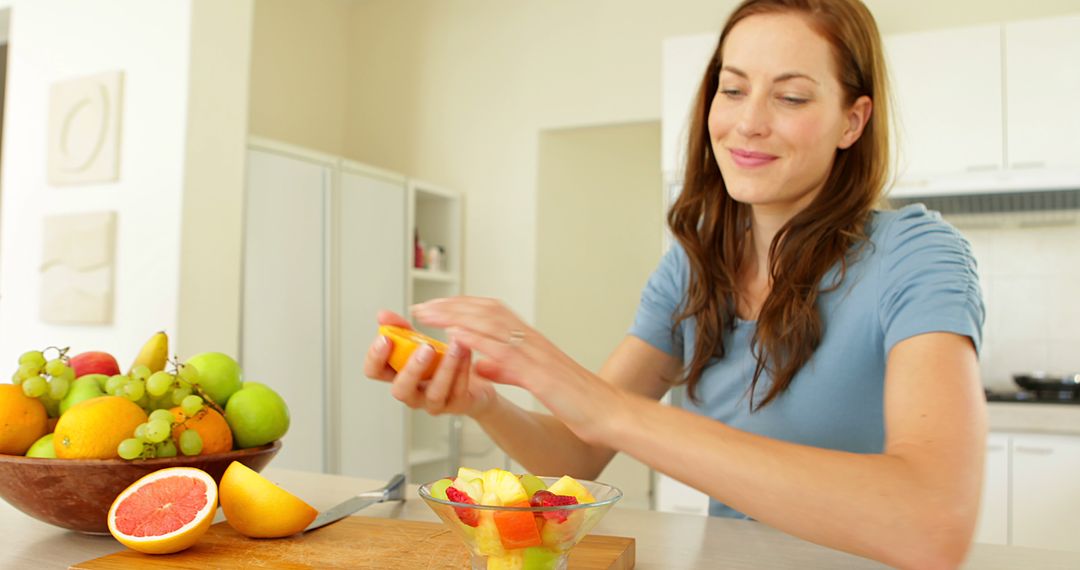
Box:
xmin=3 ymin=467 xmax=1079 ymax=569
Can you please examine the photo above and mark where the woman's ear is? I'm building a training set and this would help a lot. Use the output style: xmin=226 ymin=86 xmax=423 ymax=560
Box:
xmin=838 ymin=95 xmax=872 ymax=150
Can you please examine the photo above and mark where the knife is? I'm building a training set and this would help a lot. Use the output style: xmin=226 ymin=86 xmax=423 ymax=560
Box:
xmin=304 ymin=473 xmax=407 ymax=532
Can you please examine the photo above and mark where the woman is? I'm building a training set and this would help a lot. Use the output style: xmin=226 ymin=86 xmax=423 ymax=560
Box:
xmin=364 ymin=0 xmax=986 ymax=567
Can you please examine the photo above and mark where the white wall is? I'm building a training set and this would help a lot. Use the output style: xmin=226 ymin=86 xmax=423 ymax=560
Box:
xmin=248 ymin=0 xmax=350 ymax=158
xmin=245 ymin=0 xmax=1080 ymax=414
xmin=328 ymin=0 xmax=1080 ymax=328
xmin=958 ymin=218 xmax=1080 ymax=389
xmin=535 ymin=121 xmax=663 ymax=509
xmin=177 ymin=0 xmax=253 ymax=358
xmin=0 ymin=0 xmax=190 ymax=366
xmin=0 ymin=0 xmax=252 ymax=369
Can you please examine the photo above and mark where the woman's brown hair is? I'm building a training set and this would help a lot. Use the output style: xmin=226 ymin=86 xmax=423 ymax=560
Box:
xmin=668 ymin=0 xmax=891 ymax=410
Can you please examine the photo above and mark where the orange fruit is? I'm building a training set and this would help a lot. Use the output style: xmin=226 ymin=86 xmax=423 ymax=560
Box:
xmin=53 ymin=396 xmax=147 ymax=459
xmin=170 ymin=406 xmax=233 ymax=455
xmin=219 ymin=461 xmax=317 ymax=537
xmin=108 ymin=467 xmax=218 ymax=554
xmin=379 ymin=325 xmax=447 ymax=379
xmin=0 ymin=384 xmax=48 ymax=455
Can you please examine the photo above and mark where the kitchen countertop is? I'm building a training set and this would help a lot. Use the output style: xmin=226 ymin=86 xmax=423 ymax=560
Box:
xmin=987 ymin=401 xmax=1080 ymax=435
xmin=3 ymin=468 xmax=1080 ymax=569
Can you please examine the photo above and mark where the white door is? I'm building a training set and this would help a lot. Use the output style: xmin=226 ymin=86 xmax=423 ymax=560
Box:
xmin=974 ymin=433 xmax=1009 ymax=545
xmin=242 ymin=148 xmax=331 ymax=471
xmin=1011 ymin=434 xmax=1080 ymax=552
xmin=1005 ymin=14 xmax=1080 ymax=171
xmin=884 ymin=25 xmax=1003 ymax=190
xmin=335 ymin=165 xmax=408 ymax=481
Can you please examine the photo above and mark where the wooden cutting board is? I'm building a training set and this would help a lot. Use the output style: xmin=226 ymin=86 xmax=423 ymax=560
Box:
xmin=71 ymin=516 xmax=635 ymax=569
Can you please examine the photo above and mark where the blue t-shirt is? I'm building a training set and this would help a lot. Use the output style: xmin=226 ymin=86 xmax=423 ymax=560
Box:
xmin=629 ymin=204 xmax=985 ymax=519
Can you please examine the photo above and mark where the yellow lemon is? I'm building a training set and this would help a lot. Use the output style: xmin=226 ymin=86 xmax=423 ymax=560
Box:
xmin=219 ymin=461 xmax=317 ymax=537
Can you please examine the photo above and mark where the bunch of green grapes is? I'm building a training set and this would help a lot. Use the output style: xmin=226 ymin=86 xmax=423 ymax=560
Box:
xmin=145 ymin=362 xmax=201 ymax=408
xmin=11 ymin=348 xmax=73 ymax=416
xmin=117 ymin=398 xmax=206 ymax=460
xmin=103 ymin=361 xmax=202 ymax=412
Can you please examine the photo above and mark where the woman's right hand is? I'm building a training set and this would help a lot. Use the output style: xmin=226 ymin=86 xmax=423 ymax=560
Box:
xmin=362 ymin=309 xmax=496 ymax=418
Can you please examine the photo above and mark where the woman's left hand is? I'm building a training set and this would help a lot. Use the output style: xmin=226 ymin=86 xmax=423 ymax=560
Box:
xmin=410 ymin=296 xmax=625 ymax=444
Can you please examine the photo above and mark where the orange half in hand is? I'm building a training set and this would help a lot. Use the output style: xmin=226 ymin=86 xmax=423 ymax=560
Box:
xmin=379 ymin=325 xmax=448 ymax=380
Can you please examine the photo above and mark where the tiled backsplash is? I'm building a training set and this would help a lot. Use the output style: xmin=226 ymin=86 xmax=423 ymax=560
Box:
xmin=946 ymin=213 xmax=1080 ymax=390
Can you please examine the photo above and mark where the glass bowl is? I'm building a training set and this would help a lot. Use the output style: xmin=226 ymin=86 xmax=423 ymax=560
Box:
xmin=419 ymin=476 xmax=622 ymax=570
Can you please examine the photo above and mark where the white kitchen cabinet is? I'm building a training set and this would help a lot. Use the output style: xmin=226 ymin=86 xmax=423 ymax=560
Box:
xmin=1005 ymin=14 xmax=1080 ymax=172
xmin=242 ymin=139 xmax=464 ymax=483
xmin=883 ymin=14 xmax=1080 ymax=196
xmin=334 ymin=161 xmax=409 ymax=482
xmin=660 ymin=33 xmax=717 ymax=177
xmin=242 ymin=146 xmax=334 ymax=473
xmin=974 ymin=434 xmax=1010 ymax=545
xmin=1010 ymin=433 xmax=1080 ymax=552
xmin=884 ymin=25 xmax=1004 ymax=193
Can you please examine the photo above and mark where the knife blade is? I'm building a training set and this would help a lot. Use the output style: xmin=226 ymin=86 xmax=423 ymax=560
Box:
xmin=305 ymin=473 xmax=406 ymax=532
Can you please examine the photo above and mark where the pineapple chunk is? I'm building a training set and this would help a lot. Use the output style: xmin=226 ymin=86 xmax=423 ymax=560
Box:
xmin=457 ymin=466 xmax=483 ymax=482
xmin=486 ymin=550 xmax=523 ymax=570
xmin=451 ymin=476 xmax=483 ymax=502
xmin=482 ymin=468 xmax=528 ymax=506
xmin=545 ymin=475 xmax=595 ymax=504
xmin=475 ymin=510 xmax=506 ymax=557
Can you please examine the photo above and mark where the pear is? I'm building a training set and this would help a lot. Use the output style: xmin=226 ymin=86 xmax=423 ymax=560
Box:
xmin=131 ymin=331 xmax=169 ymax=374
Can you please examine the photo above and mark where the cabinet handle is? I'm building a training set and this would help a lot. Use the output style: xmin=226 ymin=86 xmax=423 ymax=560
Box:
xmin=1010 ymin=161 xmax=1045 ymax=170
xmin=965 ymin=164 xmax=1000 ymax=172
xmin=1014 ymin=445 xmax=1054 ymax=455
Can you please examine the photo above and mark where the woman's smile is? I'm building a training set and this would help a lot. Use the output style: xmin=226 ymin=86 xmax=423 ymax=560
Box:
xmin=729 ymin=148 xmax=779 ymax=168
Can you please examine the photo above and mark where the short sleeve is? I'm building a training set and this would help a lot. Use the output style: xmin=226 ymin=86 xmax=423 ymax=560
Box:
xmin=628 ymin=244 xmax=687 ymax=357
xmin=878 ymin=205 xmax=985 ymax=355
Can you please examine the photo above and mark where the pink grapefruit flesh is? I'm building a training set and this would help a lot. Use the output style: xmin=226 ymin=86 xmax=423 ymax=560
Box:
xmin=113 ymin=476 xmax=210 ymax=537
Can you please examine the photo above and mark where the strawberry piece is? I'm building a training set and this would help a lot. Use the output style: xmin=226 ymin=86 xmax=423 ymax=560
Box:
xmin=446 ymin=486 xmax=480 ymax=527
xmin=529 ymin=490 xmax=578 ymax=523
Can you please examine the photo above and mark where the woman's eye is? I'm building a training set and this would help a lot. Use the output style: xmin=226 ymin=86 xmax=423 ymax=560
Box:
xmin=720 ymin=88 xmax=744 ymax=98
xmin=779 ymin=95 xmax=809 ymax=105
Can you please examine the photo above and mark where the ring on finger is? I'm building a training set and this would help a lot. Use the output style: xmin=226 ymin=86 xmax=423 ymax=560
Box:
xmin=507 ymin=329 xmax=526 ymax=346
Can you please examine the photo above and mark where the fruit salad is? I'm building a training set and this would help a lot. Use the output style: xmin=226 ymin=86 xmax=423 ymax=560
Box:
xmin=426 ymin=467 xmax=607 ymax=570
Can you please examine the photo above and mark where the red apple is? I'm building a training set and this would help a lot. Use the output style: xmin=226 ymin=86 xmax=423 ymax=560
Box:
xmin=69 ymin=351 xmax=121 ymax=378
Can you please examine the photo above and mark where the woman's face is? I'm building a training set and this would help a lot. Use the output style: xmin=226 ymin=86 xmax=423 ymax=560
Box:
xmin=708 ymin=13 xmax=869 ymax=216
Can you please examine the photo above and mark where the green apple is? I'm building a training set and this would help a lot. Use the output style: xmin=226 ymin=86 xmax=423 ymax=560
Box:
xmin=224 ymin=382 xmax=289 ymax=448
xmin=26 ymin=434 xmax=56 ymax=458
xmin=185 ymin=352 xmax=243 ymax=406
xmin=59 ymin=375 xmax=107 ymax=415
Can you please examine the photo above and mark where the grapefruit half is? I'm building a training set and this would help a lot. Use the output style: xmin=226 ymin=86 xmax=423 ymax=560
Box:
xmin=107 ymin=467 xmax=218 ymax=554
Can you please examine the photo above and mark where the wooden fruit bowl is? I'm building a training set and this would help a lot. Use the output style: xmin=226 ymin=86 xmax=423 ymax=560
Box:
xmin=0 ymin=440 xmax=281 ymax=534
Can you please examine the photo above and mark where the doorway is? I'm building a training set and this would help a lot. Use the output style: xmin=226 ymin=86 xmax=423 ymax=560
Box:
xmin=535 ymin=121 xmax=664 ymax=510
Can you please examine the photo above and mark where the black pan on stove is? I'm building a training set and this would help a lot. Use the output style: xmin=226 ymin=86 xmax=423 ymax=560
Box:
xmin=1013 ymin=373 xmax=1080 ymax=392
